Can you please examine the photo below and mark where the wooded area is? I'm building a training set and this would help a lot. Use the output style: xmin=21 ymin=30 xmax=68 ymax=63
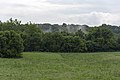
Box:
xmin=0 ymin=19 xmax=120 ymax=57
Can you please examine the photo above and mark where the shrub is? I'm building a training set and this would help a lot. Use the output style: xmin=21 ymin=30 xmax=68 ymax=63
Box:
xmin=0 ymin=30 xmax=24 ymax=58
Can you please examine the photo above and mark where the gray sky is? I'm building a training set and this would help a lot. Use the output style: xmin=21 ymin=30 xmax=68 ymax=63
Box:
xmin=0 ymin=0 xmax=120 ymax=25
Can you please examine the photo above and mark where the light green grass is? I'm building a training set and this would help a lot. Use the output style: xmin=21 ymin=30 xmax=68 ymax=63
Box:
xmin=0 ymin=52 xmax=120 ymax=80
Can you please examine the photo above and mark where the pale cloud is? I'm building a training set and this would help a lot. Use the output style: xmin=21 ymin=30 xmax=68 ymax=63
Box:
xmin=0 ymin=0 xmax=120 ymax=25
xmin=83 ymin=12 xmax=120 ymax=25
xmin=65 ymin=12 xmax=120 ymax=25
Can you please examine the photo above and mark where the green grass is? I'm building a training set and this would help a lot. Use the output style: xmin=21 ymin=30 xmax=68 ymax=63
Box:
xmin=0 ymin=52 xmax=120 ymax=80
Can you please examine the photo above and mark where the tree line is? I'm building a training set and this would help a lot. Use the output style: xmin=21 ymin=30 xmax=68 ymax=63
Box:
xmin=0 ymin=19 xmax=120 ymax=57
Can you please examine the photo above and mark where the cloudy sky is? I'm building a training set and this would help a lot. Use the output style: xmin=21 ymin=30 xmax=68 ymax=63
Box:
xmin=0 ymin=0 xmax=120 ymax=25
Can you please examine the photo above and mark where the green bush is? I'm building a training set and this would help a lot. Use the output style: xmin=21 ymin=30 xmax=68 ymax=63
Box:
xmin=0 ymin=30 xmax=24 ymax=58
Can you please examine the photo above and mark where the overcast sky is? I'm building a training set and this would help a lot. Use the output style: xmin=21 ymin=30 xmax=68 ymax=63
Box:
xmin=0 ymin=0 xmax=120 ymax=25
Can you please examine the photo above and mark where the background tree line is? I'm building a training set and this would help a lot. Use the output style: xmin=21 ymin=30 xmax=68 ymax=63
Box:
xmin=0 ymin=18 xmax=120 ymax=55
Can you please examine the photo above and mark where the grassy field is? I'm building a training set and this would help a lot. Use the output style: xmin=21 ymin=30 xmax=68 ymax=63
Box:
xmin=0 ymin=52 xmax=120 ymax=80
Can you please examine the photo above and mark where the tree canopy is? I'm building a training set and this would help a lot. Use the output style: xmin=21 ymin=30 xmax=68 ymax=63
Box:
xmin=0 ymin=19 xmax=120 ymax=55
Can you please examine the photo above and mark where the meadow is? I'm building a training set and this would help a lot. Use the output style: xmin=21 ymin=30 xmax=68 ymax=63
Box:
xmin=0 ymin=52 xmax=120 ymax=80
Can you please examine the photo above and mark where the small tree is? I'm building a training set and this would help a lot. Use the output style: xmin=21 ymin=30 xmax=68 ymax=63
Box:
xmin=0 ymin=30 xmax=24 ymax=58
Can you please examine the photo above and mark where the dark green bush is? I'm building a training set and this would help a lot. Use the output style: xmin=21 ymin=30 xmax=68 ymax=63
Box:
xmin=0 ymin=30 xmax=24 ymax=58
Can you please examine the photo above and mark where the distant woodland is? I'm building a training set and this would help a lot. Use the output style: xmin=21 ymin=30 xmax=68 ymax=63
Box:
xmin=0 ymin=18 xmax=120 ymax=57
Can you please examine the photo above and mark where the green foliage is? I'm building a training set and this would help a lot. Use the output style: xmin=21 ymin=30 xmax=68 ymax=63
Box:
xmin=87 ymin=27 xmax=117 ymax=52
xmin=61 ymin=36 xmax=87 ymax=52
xmin=23 ymin=24 xmax=43 ymax=51
xmin=0 ymin=18 xmax=22 ymax=32
xmin=0 ymin=30 xmax=24 ymax=58
xmin=86 ymin=41 xmax=96 ymax=52
xmin=75 ymin=29 xmax=86 ymax=39
xmin=0 ymin=19 xmax=120 ymax=53
xmin=42 ymin=32 xmax=63 ymax=52
xmin=100 ymin=24 xmax=120 ymax=34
